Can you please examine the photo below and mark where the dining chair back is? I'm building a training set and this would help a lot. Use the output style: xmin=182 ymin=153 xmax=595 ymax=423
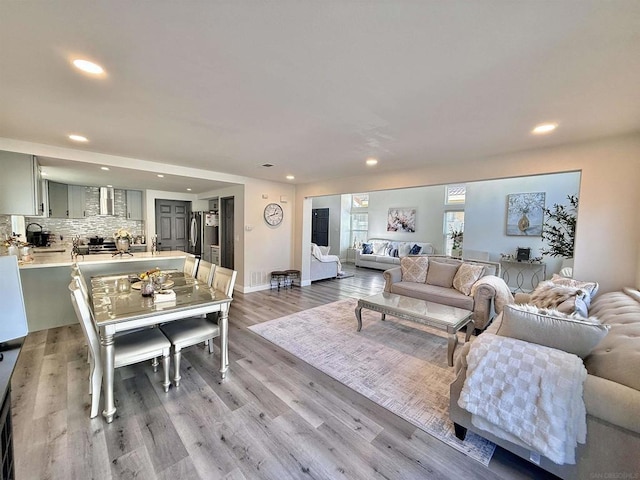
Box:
xmin=183 ymin=256 xmax=199 ymax=277
xmin=71 ymin=263 xmax=91 ymax=304
xmin=212 ymin=266 xmax=237 ymax=298
xmin=196 ymin=259 xmax=215 ymax=286
xmin=69 ymin=279 xmax=172 ymax=418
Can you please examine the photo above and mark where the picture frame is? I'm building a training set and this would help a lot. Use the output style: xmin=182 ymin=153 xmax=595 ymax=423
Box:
xmin=506 ymin=192 xmax=545 ymax=236
xmin=387 ymin=208 xmax=416 ymax=233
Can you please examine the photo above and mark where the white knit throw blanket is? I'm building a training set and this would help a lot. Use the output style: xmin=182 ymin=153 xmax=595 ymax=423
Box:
xmin=458 ymin=333 xmax=587 ymax=465
xmin=470 ymin=275 xmax=514 ymax=314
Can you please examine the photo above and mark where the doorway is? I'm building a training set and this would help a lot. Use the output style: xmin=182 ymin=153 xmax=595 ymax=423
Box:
xmin=155 ymin=199 xmax=189 ymax=251
xmin=220 ymin=196 xmax=234 ymax=269
xmin=311 ymin=208 xmax=329 ymax=246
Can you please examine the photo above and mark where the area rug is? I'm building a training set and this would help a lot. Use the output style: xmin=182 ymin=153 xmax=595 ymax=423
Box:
xmin=249 ymin=298 xmax=496 ymax=465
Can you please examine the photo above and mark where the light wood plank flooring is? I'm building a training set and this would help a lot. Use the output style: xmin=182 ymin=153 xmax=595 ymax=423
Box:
xmin=11 ymin=265 xmax=558 ymax=479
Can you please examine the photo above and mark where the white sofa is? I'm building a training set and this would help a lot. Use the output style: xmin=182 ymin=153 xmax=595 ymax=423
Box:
xmin=355 ymin=238 xmax=434 ymax=270
xmin=310 ymin=244 xmax=340 ymax=282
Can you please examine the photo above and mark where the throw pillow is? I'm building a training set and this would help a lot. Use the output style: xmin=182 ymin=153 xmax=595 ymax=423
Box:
xmin=453 ymin=263 xmax=485 ymax=296
xmin=319 ymin=245 xmax=330 ymax=256
xmin=362 ymin=243 xmax=373 ymax=254
xmin=426 ymin=261 xmax=460 ymax=288
xmin=398 ymin=243 xmax=412 ymax=257
xmin=372 ymin=241 xmax=388 ymax=255
xmin=400 ymin=256 xmax=429 ymax=283
xmin=496 ymin=304 xmax=609 ymax=358
xmin=409 ymin=244 xmax=422 ymax=255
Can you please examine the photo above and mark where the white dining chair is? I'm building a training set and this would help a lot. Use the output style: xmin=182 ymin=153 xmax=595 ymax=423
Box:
xmin=183 ymin=255 xmax=199 ymax=277
xmin=196 ymin=259 xmax=215 ymax=286
xmin=160 ymin=268 xmax=237 ymax=387
xmin=209 ymin=266 xmax=237 ymax=321
xmin=69 ymin=278 xmax=172 ymax=418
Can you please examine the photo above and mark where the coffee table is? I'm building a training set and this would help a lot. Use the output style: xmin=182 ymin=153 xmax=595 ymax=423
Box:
xmin=355 ymin=292 xmax=474 ymax=366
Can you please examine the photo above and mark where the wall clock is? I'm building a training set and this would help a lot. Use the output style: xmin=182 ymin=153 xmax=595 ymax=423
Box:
xmin=264 ymin=202 xmax=284 ymax=226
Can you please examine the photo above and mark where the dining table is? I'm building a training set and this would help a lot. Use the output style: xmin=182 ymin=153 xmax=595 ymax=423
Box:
xmin=90 ymin=270 xmax=232 ymax=423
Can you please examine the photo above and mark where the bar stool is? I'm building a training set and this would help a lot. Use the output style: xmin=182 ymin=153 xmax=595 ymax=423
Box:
xmin=270 ymin=271 xmax=287 ymax=290
xmin=284 ymin=269 xmax=300 ymax=288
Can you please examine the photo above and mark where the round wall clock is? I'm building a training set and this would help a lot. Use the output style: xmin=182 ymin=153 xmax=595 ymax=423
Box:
xmin=264 ymin=202 xmax=284 ymax=226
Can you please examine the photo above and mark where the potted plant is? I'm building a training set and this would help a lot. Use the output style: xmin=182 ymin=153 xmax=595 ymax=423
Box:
xmin=541 ymin=195 xmax=578 ymax=258
xmin=449 ymin=227 xmax=464 ymax=257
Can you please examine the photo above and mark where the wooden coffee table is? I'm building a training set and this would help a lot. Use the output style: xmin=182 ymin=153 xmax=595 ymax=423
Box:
xmin=355 ymin=292 xmax=474 ymax=366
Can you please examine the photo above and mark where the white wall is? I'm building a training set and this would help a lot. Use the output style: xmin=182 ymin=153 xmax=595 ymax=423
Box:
xmin=464 ymin=171 xmax=581 ymax=274
xmin=241 ymin=180 xmax=296 ymax=292
xmin=367 ymin=186 xmax=447 ymax=252
xmin=295 ymin=134 xmax=640 ymax=294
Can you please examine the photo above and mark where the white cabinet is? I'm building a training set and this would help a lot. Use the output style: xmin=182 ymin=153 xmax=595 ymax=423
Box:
xmin=0 ymin=150 xmax=41 ymax=215
xmin=48 ymin=181 xmax=69 ymax=218
xmin=126 ymin=190 xmax=143 ymax=220
xmin=68 ymin=185 xmax=87 ymax=218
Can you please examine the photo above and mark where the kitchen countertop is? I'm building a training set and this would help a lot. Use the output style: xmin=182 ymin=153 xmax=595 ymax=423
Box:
xmin=17 ymin=250 xmax=190 ymax=269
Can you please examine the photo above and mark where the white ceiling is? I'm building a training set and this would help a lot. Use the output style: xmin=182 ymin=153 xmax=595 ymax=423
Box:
xmin=1 ymin=1 xmax=639 ymax=192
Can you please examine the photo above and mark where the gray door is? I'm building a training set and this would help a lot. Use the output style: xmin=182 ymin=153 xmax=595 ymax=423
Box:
xmin=155 ymin=199 xmax=189 ymax=251
xmin=220 ymin=196 xmax=234 ymax=269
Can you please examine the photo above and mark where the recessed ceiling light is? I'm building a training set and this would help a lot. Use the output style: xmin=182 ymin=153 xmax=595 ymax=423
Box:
xmin=106 ymin=184 xmax=113 ymax=188
xmin=286 ymin=175 xmax=295 ymax=180
xmin=72 ymin=59 xmax=104 ymax=75
xmin=532 ymin=123 xmax=558 ymax=135
xmin=157 ymin=174 xmax=165 ymax=178
xmin=68 ymin=134 xmax=88 ymax=142
xmin=41 ymin=172 xmax=48 ymax=176
xmin=187 ymin=188 xmax=192 ymax=191
xmin=100 ymin=166 xmax=110 ymax=171
xmin=366 ymin=157 xmax=378 ymax=166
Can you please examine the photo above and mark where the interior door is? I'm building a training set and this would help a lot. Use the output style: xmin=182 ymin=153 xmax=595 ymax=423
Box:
xmin=220 ymin=196 xmax=234 ymax=269
xmin=155 ymin=199 xmax=189 ymax=251
xmin=312 ymin=208 xmax=329 ymax=246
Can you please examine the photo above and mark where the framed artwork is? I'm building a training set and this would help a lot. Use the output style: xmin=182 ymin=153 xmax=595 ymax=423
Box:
xmin=387 ymin=208 xmax=416 ymax=232
xmin=506 ymin=192 xmax=545 ymax=236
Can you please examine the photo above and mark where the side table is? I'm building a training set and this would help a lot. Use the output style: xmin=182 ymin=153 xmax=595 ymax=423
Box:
xmin=500 ymin=260 xmax=546 ymax=293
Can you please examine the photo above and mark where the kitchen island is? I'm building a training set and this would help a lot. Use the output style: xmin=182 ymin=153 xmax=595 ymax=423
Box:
xmin=17 ymin=251 xmax=192 ymax=331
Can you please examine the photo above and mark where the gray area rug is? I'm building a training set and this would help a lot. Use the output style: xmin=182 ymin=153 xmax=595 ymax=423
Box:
xmin=249 ymin=298 xmax=496 ymax=466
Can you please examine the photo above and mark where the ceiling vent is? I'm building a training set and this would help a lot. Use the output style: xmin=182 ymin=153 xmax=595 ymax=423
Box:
xmin=261 ymin=163 xmax=274 ymax=167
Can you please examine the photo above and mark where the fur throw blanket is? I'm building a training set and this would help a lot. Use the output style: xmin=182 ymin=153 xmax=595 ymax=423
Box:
xmin=530 ymin=281 xmax=585 ymax=309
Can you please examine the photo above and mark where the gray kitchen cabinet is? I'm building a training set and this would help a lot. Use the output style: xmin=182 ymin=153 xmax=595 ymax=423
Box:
xmin=68 ymin=185 xmax=87 ymax=218
xmin=48 ymin=181 xmax=69 ymax=218
xmin=126 ymin=189 xmax=143 ymax=220
xmin=0 ymin=150 xmax=42 ymax=215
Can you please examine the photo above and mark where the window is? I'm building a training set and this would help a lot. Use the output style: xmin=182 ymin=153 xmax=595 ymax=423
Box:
xmin=444 ymin=211 xmax=465 ymax=255
xmin=352 ymin=193 xmax=369 ymax=208
xmin=350 ymin=212 xmax=368 ymax=248
xmin=446 ymin=184 xmax=466 ymax=205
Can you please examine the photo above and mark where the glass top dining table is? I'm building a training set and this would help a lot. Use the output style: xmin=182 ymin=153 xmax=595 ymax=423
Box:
xmin=90 ymin=270 xmax=232 ymax=423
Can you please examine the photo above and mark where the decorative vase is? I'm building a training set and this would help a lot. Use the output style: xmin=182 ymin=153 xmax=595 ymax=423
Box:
xmin=116 ymin=237 xmax=130 ymax=253
xmin=518 ymin=213 xmax=530 ymax=233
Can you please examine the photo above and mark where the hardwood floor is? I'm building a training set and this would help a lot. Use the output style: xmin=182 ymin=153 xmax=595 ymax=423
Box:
xmin=11 ymin=265 xmax=557 ymax=479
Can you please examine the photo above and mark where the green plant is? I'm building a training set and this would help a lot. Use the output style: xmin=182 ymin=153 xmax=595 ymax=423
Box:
xmin=449 ymin=227 xmax=464 ymax=250
xmin=541 ymin=195 xmax=578 ymax=258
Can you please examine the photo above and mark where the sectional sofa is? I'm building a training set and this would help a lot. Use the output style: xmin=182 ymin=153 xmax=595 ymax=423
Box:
xmin=450 ymin=286 xmax=640 ymax=479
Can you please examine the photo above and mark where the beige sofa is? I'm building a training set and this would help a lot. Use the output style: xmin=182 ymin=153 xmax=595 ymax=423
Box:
xmin=356 ymin=239 xmax=434 ymax=270
xmin=450 ymin=287 xmax=640 ymax=479
xmin=382 ymin=256 xmax=504 ymax=331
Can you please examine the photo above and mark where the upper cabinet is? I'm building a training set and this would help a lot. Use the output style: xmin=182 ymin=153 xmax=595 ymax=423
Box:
xmin=0 ymin=150 xmax=42 ymax=215
xmin=126 ymin=190 xmax=143 ymax=220
xmin=68 ymin=185 xmax=87 ymax=218
xmin=48 ymin=181 xmax=69 ymax=218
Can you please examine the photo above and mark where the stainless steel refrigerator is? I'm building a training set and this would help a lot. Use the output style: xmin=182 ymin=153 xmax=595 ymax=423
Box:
xmin=188 ymin=211 xmax=219 ymax=262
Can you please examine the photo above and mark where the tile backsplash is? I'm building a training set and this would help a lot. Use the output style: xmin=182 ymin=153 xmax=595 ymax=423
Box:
xmin=1 ymin=187 xmax=144 ymax=246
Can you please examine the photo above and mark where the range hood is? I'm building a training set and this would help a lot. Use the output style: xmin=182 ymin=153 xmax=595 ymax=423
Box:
xmin=99 ymin=187 xmax=115 ymax=215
